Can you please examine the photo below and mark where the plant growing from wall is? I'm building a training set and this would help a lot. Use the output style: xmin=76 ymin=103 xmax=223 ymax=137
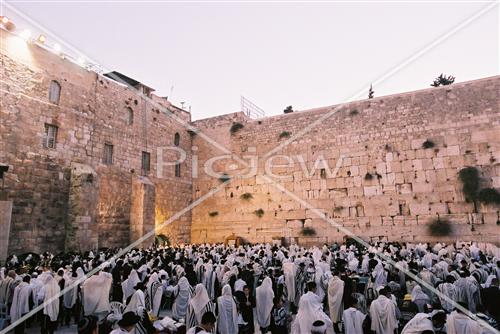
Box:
xmin=284 ymin=106 xmax=294 ymax=114
xmin=219 ymin=173 xmax=231 ymax=183
xmin=477 ymin=188 xmax=500 ymax=205
xmin=428 ymin=218 xmax=453 ymax=236
xmin=240 ymin=192 xmax=253 ymax=200
xmin=364 ymin=173 xmax=373 ymax=180
xmin=301 ymin=227 xmax=317 ymax=236
xmin=230 ymin=122 xmax=244 ymax=134
xmin=431 ymin=74 xmax=455 ymax=87
xmin=368 ymin=84 xmax=374 ymax=99
xmin=422 ymin=139 xmax=435 ymax=149
xmin=209 ymin=211 xmax=219 ymax=217
xmin=350 ymin=109 xmax=359 ymax=116
xmin=458 ymin=167 xmax=480 ymax=203
xmin=254 ymin=208 xmax=264 ymax=218
xmin=279 ymin=131 xmax=291 ymax=139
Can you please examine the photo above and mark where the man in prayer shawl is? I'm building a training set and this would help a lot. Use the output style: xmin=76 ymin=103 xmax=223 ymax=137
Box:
xmin=10 ymin=275 xmax=32 ymax=334
xmin=186 ymin=311 xmax=217 ymax=334
xmin=369 ymin=287 xmax=398 ymax=334
xmin=291 ymin=282 xmax=333 ymax=334
xmin=203 ymin=261 xmax=217 ymax=300
xmin=327 ymin=270 xmax=344 ymax=333
xmin=0 ymin=270 xmax=16 ymax=310
xmin=122 ymin=269 xmax=140 ymax=304
xmin=172 ymin=276 xmax=193 ymax=321
xmin=282 ymin=260 xmax=295 ymax=306
xmin=63 ymin=270 xmax=80 ymax=326
xmin=124 ymin=282 xmax=146 ymax=314
xmin=256 ymin=277 xmax=274 ymax=333
xmin=294 ymin=262 xmax=307 ymax=306
xmin=145 ymin=272 xmax=163 ymax=317
xmin=454 ymin=271 xmax=480 ymax=313
xmin=446 ymin=302 xmax=484 ymax=334
xmin=110 ymin=311 xmax=140 ymax=334
xmin=186 ymin=284 xmax=216 ymax=332
xmin=81 ymin=268 xmax=112 ymax=319
xmin=410 ymin=285 xmax=430 ymax=313
xmin=216 ymin=284 xmax=238 ymax=334
xmin=401 ymin=311 xmax=446 ymax=334
xmin=342 ymin=297 xmax=365 ymax=334
xmin=40 ymin=274 xmax=60 ymax=334
xmin=436 ymin=275 xmax=458 ymax=312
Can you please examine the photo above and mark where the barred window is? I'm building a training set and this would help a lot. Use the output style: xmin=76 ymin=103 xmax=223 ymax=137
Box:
xmin=103 ymin=143 xmax=113 ymax=165
xmin=142 ymin=151 xmax=150 ymax=173
xmin=175 ymin=162 xmax=181 ymax=177
xmin=174 ymin=132 xmax=180 ymax=146
xmin=43 ymin=124 xmax=58 ymax=149
xmin=48 ymin=80 xmax=61 ymax=104
xmin=126 ymin=107 xmax=133 ymax=125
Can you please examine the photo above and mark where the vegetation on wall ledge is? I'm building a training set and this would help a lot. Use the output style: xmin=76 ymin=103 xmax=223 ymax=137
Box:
xmin=477 ymin=188 xmax=500 ymax=205
xmin=208 ymin=211 xmax=219 ymax=217
xmin=230 ymin=122 xmax=244 ymax=134
xmin=431 ymin=74 xmax=455 ymax=87
xmin=279 ymin=131 xmax=291 ymax=139
xmin=364 ymin=173 xmax=373 ymax=180
xmin=458 ymin=167 xmax=480 ymax=202
xmin=219 ymin=173 xmax=231 ymax=183
xmin=301 ymin=227 xmax=317 ymax=236
xmin=254 ymin=208 xmax=265 ymax=218
xmin=422 ymin=139 xmax=435 ymax=149
xmin=428 ymin=218 xmax=453 ymax=236
xmin=349 ymin=109 xmax=359 ymax=116
xmin=284 ymin=106 xmax=294 ymax=114
xmin=240 ymin=192 xmax=253 ymax=200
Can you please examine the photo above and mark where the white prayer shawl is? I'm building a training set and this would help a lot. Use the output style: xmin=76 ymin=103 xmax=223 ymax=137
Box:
xmin=190 ymin=284 xmax=210 ymax=325
xmin=124 ymin=289 xmax=145 ymax=314
xmin=342 ymin=307 xmax=365 ymax=334
xmin=436 ymin=282 xmax=457 ymax=312
xmin=256 ymin=277 xmax=274 ymax=328
xmin=82 ymin=271 xmax=112 ymax=315
xmin=447 ymin=311 xmax=482 ymax=334
xmin=291 ymin=291 xmax=332 ymax=334
xmin=411 ymin=285 xmax=429 ymax=302
xmin=63 ymin=275 xmax=79 ymax=309
xmin=172 ymin=277 xmax=192 ymax=320
xmin=217 ymin=285 xmax=238 ymax=334
xmin=202 ymin=263 xmax=216 ymax=300
xmin=146 ymin=274 xmax=163 ymax=316
xmin=373 ymin=263 xmax=387 ymax=289
xmin=10 ymin=282 xmax=31 ymax=322
xmin=234 ymin=278 xmax=246 ymax=292
xmin=369 ymin=295 xmax=398 ymax=334
xmin=283 ymin=261 xmax=296 ymax=303
xmin=327 ymin=276 xmax=344 ymax=323
xmin=122 ymin=269 xmax=140 ymax=302
xmin=42 ymin=276 xmax=60 ymax=321
xmin=401 ymin=313 xmax=433 ymax=334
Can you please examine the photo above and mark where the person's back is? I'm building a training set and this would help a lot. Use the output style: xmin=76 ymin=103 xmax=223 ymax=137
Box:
xmin=369 ymin=288 xmax=397 ymax=334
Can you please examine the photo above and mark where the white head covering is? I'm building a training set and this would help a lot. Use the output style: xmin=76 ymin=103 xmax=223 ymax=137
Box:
xmin=190 ymin=284 xmax=210 ymax=324
xmin=43 ymin=275 xmax=60 ymax=321
xmin=256 ymin=277 xmax=275 ymax=328
xmin=217 ymin=285 xmax=238 ymax=334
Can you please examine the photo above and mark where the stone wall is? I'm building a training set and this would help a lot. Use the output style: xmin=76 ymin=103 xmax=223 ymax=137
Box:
xmin=0 ymin=30 xmax=193 ymax=254
xmin=191 ymin=76 xmax=500 ymax=245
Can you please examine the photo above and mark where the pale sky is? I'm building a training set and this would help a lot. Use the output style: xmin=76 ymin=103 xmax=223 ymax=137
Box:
xmin=2 ymin=1 xmax=499 ymax=120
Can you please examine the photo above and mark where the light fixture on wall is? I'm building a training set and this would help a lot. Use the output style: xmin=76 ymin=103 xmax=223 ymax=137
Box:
xmin=0 ymin=16 xmax=15 ymax=31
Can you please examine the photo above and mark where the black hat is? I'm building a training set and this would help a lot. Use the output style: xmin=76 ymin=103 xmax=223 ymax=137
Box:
xmin=77 ymin=315 xmax=98 ymax=334
xmin=118 ymin=312 xmax=140 ymax=327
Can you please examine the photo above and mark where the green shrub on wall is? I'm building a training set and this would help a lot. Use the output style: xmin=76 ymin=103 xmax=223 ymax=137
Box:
xmin=230 ymin=122 xmax=244 ymax=134
xmin=477 ymin=188 xmax=500 ymax=205
xmin=422 ymin=139 xmax=435 ymax=149
xmin=208 ymin=211 xmax=219 ymax=217
xmin=254 ymin=208 xmax=264 ymax=218
xmin=458 ymin=167 xmax=480 ymax=202
xmin=279 ymin=131 xmax=291 ymax=139
xmin=428 ymin=218 xmax=453 ymax=236
xmin=301 ymin=227 xmax=317 ymax=236
xmin=240 ymin=193 xmax=253 ymax=200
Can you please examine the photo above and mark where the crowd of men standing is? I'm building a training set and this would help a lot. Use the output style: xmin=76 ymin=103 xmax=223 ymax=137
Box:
xmin=0 ymin=240 xmax=499 ymax=334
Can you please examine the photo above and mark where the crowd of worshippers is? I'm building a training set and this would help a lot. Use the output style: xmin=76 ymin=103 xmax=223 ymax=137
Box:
xmin=0 ymin=241 xmax=499 ymax=334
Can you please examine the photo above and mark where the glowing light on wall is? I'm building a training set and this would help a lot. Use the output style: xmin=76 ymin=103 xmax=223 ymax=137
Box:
xmin=37 ymin=34 xmax=46 ymax=44
xmin=1 ymin=16 xmax=9 ymax=24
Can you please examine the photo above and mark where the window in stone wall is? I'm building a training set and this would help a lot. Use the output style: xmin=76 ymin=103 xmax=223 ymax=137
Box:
xmin=126 ymin=107 xmax=134 ymax=125
xmin=175 ymin=162 xmax=181 ymax=177
xmin=43 ymin=123 xmax=58 ymax=149
xmin=103 ymin=143 xmax=114 ymax=165
xmin=142 ymin=151 xmax=151 ymax=174
xmin=174 ymin=132 xmax=180 ymax=146
xmin=48 ymin=80 xmax=61 ymax=104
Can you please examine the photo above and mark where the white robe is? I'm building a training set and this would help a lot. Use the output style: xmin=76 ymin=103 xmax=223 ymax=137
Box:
xmin=291 ymin=291 xmax=333 ymax=334
xmin=122 ymin=269 xmax=140 ymax=303
xmin=401 ymin=313 xmax=433 ymax=334
xmin=82 ymin=271 xmax=112 ymax=315
xmin=217 ymin=285 xmax=238 ymax=334
xmin=172 ymin=277 xmax=192 ymax=320
xmin=124 ymin=289 xmax=145 ymax=314
xmin=283 ymin=261 xmax=296 ymax=303
xmin=42 ymin=276 xmax=60 ymax=322
xmin=327 ymin=276 xmax=344 ymax=323
xmin=256 ymin=277 xmax=274 ymax=328
xmin=369 ymin=295 xmax=398 ymax=334
xmin=10 ymin=281 xmax=31 ymax=322
xmin=189 ymin=284 xmax=210 ymax=325
xmin=342 ymin=307 xmax=365 ymax=334
xmin=446 ymin=311 xmax=482 ymax=334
